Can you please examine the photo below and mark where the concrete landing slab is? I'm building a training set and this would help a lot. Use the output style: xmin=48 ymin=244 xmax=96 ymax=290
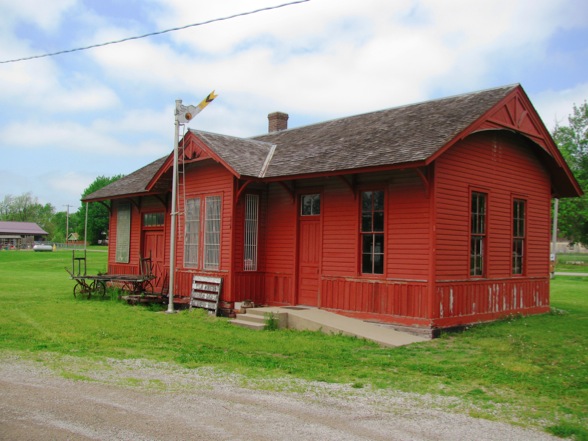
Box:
xmin=248 ymin=307 xmax=429 ymax=347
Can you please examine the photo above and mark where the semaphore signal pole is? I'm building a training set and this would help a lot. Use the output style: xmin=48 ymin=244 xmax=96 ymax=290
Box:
xmin=167 ymin=91 xmax=217 ymax=314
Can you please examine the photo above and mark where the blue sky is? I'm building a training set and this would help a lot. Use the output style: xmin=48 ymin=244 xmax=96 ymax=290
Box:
xmin=1 ymin=0 xmax=587 ymax=211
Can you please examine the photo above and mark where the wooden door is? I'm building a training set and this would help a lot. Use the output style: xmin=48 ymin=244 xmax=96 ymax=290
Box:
xmin=142 ymin=230 xmax=165 ymax=292
xmin=298 ymin=218 xmax=321 ymax=306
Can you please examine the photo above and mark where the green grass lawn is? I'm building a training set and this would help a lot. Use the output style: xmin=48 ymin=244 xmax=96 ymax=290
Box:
xmin=0 ymin=249 xmax=586 ymax=439
xmin=557 ymin=253 xmax=588 ymax=273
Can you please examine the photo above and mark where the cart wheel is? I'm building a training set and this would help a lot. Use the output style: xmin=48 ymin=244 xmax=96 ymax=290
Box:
xmin=90 ymin=280 xmax=106 ymax=298
xmin=142 ymin=280 xmax=154 ymax=295
xmin=73 ymin=283 xmax=83 ymax=298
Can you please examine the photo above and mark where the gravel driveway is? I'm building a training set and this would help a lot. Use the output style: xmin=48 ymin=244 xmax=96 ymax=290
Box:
xmin=0 ymin=354 xmax=558 ymax=441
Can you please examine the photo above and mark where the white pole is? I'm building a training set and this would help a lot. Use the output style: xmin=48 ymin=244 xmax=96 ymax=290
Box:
xmin=167 ymin=100 xmax=181 ymax=313
xmin=551 ymin=198 xmax=559 ymax=278
xmin=84 ymin=202 xmax=88 ymax=252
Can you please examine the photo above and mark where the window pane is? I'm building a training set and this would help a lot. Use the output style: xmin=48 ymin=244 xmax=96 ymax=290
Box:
xmin=360 ymin=190 xmax=385 ymax=275
xmin=362 ymin=234 xmax=373 ymax=253
xmin=373 ymin=191 xmax=384 ymax=210
xmin=143 ymin=212 xmax=164 ymax=227
xmin=373 ymin=253 xmax=384 ymax=274
xmin=374 ymin=234 xmax=384 ymax=253
xmin=512 ymin=199 xmax=525 ymax=275
xmin=362 ymin=253 xmax=373 ymax=273
xmin=513 ymin=239 xmax=523 ymax=275
xmin=204 ymin=196 xmax=221 ymax=270
xmin=361 ymin=213 xmax=372 ymax=232
xmin=301 ymin=194 xmax=320 ymax=216
xmin=373 ymin=212 xmax=384 ymax=232
xmin=184 ymin=198 xmax=200 ymax=267
xmin=362 ymin=191 xmax=372 ymax=211
xmin=470 ymin=236 xmax=484 ymax=276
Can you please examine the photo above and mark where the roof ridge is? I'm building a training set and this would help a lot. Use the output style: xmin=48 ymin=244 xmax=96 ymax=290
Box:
xmin=252 ymin=84 xmax=520 ymax=139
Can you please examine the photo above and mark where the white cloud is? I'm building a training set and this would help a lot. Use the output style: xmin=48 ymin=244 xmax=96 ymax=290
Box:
xmin=0 ymin=0 xmax=76 ymax=33
xmin=532 ymin=83 xmax=588 ymax=131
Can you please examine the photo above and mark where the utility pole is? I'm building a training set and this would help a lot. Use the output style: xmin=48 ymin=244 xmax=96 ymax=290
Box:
xmin=64 ymin=204 xmax=73 ymax=248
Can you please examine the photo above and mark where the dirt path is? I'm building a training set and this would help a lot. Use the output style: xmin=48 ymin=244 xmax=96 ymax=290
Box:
xmin=0 ymin=355 xmax=558 ymax=441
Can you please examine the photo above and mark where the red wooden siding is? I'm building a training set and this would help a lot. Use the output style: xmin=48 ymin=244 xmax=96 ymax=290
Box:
xmin=233 ymin=185 xmax=268 ymax=306
xmin=435 ymin=131 xmax=551 ymax=279
xmin=321 ymin=278 xmax=429 ymax=325
xmin=174 ymin=161 xmax=235 ymax=299
xmin=435 ymin=279 xmax=549 ymax=327
xmin=321 ymin=179 xmax=357 ymax=277
xmin=432 ymin=131 xmax=552 ymax=322
xmin=108 ymin=200 xmax=143 ymax=274
xmin=387 ymin=170 xmax=430 ymax=279
xmin=261 ymin=183 xmax=297 ymax=304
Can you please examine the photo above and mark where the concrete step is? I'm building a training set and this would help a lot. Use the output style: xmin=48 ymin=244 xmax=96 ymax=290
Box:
xmin=230 ymin=308 xmax=289 ymax=331
xmin=230 ymin=318 xmax=266 ymax=331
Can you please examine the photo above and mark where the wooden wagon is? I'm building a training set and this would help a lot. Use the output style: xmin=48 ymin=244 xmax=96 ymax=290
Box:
xmin=66 ymin=251 xmax=155 ymax=298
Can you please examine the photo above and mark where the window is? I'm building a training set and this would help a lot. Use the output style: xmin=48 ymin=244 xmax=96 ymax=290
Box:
xmin=301 ymin=194 xmax=320 ymax=216
xmin=470 ymin=192 xmax=487 ymax=276
xmin=143 ymin=212 xmax=164 ymax=227
xmin=115 ymin=203 xmax=131 ymax=263
xmin=244 ymin=194 xmax=259 ymax=271
xmin=512 ymin=199 xmax=526 ymax=275
xmin=361 ymin=190 xmax=384 ymax=274
xmin=184 ymin=198 xmax=200 ymax=268
xmin=204 ymin=196 xmax=222 ymax=270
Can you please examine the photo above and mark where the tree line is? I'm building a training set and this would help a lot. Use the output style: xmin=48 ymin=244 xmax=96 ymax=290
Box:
xmin=1 ymin=101 xmax=587 ymax=246
xmin=0 ymin=175 xmax=122 ymax=244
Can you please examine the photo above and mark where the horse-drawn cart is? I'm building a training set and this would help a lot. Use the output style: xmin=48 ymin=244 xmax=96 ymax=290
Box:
xmin=66 ymin=251 xmax=155 ymax=299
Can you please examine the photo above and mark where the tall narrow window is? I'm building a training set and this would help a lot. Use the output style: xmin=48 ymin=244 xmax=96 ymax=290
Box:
xmin=184 ymin=198 xmax=200 ymax=268
xmin=513 ymin=199 xmax=526 ymax=275
xmin=470 ymin=192 xmax=487 ymax=276
xmin=244 ymin=194 xmax=259 ymax=271
xmin=361 ymin=190 xmax=384 ymax=274
xmin=115 ymin=202 xmax=131 ymax=263
xmin=204 ymin=196 xmax=221 ymax=270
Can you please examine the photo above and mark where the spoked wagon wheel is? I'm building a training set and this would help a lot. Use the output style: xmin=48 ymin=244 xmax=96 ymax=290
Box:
xmin=73 ymin=283 xmax=85 ymax=298
xmin=89 ymin=280 xmax=106 ymax=298
xmin=142 ymin=280 xmax=154 ymax=295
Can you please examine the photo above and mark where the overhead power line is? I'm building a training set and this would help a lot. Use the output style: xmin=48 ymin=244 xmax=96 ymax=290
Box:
xmin=0 ymin=0 xmax=310 ymax=64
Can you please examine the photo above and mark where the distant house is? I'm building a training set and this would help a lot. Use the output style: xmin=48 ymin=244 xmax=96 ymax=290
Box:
xmin=0 ymin=221 xmax=49 ymax=249
xmin=84 ymin=84 xmax=582 ymax=332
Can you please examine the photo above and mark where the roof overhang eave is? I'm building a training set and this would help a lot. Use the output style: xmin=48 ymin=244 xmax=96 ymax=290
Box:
xmin=259 ymin=160 xmax=429 ymax=183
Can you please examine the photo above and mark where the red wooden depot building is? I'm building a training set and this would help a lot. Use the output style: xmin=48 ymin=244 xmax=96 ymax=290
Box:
xmin=84 ymin=84 xmax=582 ymax=332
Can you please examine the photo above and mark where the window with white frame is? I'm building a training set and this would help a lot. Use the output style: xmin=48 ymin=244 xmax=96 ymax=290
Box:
xmin=184 ymin=198 xmax=201 ymax=268
xmin=244 ymin=194 xmax=259 ymax=271
xmin=204 ymin=196 xmax=222 ymax=270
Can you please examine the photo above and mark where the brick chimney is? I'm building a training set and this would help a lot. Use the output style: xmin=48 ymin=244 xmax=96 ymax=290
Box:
xmin=268 ymin=112 xmax=289 ymax=133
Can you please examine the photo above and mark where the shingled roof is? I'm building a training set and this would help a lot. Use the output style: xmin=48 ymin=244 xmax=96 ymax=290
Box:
xmin=251 ymin=84 xmax=517 ymax=177
xmin=84 ymin=156 xmax=166 ymax=202
xmin=84 ymin=84 xmax=580 ymax=201
xmin=192 ymin=131 xmax=275 ymax=178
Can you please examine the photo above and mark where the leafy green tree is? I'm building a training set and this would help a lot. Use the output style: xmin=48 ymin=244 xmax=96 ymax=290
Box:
xmin=76 ymin=175 xmax=123 ymax=245
xmin=553 ymin=101 xmax=588 ymax=245
xmin=0 ymin=192 xmax=55 ymax=231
